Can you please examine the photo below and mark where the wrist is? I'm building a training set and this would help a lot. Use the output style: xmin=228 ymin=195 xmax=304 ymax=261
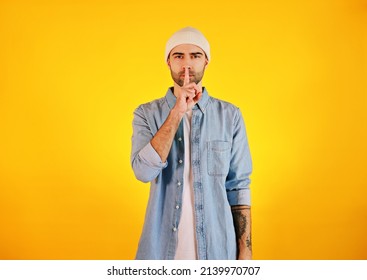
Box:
xmin=170 ymin=106 xmax=185 ymax=119
xmin=238 ymin=250 xmax=252 ymax=260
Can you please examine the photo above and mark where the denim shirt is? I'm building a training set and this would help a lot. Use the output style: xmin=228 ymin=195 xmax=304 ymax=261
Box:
xmin=131 ymin=87 xmax=252 ymax=260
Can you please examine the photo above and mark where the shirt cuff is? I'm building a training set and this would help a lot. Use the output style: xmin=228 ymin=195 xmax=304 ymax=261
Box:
xmin=227 ymin=188 xmax=251 ymax=206
xmin=138 ymin=142 xmax=168 ymax=169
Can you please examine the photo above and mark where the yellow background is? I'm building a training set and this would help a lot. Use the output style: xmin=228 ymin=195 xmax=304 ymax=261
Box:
xmin=0 ymin=0 xmax=366 ymax=259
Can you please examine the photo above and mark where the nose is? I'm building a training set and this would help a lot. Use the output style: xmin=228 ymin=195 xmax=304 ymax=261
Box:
xmin=182 ymin=56 xmax=193 ymax=70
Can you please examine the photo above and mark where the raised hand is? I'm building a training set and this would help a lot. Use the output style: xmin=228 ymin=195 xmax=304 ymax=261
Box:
xmin=173 ymin=67 xmax=202 ymax=115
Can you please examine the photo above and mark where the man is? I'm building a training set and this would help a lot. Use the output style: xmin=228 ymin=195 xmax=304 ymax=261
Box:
xmin=131 ymin=27 xmax=252 ymax=260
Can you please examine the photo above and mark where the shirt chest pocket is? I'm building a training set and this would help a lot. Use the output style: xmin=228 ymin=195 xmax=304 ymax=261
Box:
xmin=207 ymin=141 xmax=231 ymax=176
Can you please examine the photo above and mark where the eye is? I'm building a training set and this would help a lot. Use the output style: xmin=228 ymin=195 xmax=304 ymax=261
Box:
xmin=174 ymin=55 xmax=183 ymax=59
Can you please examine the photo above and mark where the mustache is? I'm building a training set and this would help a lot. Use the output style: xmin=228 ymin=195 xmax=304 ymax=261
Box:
xmin=179 ymin=71 xmax=195 ymax=76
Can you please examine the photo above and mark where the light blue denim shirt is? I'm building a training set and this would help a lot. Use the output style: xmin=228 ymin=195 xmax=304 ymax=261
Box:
xmin=131 ymin=87 xmax=252 ymax=260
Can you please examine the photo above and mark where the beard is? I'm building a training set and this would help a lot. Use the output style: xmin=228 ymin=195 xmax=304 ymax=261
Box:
xmin=170 ymin=67 xmax=206 ymax=87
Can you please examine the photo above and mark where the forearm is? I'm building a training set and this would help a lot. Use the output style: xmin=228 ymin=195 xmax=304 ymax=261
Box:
xmin=231 ymin=205 xmax=252 ymax=260
xmin=150 ymin=108 xmax=184 ymax=162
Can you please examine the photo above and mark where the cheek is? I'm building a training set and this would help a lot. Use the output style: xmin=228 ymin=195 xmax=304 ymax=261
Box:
xmin=197 ymin=62 xmax=207 ymax=73
xmin=195 ymin=60 xmax=206 ymax=70
xmin=170 ymin=65 xmax=181 ymax=75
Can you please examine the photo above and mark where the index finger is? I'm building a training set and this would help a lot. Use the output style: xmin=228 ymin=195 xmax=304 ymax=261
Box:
xmin=183 ymin=67 xmax=190 ymax=86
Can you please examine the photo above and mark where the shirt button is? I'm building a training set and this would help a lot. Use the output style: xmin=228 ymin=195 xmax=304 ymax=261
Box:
xmin=176 ymin=205 xmax=180 ymax=209
xmin=178 ymin=137 xmax=182 ymax=141
xmin=179 ymin=159 xmax=183 ymax=164
xmin=177 ymin=182 xmax=181 ymax=186
xmin=173 ymin=227 xmax=177 ymax=232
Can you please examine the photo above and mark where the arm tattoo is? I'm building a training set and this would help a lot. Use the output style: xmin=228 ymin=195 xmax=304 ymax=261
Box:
xmin=231 ymin=205 xmax=252 ymax=259
xmin=232 ymin=210 xmax=247 ymax=240
xmin=246 ymin=233 xmax=252 ymax=251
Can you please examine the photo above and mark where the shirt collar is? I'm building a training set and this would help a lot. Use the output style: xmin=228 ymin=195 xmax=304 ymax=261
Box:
xmin=165 ymin=87 xmax=210 ymax=113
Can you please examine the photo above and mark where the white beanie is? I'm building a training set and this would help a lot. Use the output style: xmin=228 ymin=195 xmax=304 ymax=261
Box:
xmin=165 ymin=27 xmax=210 ymax=62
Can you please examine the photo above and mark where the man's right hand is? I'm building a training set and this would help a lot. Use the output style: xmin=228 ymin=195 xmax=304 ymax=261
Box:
xmin=173 ymin=67 xmax=202 ymax=115
xmin=150 ymin=67 xmax=203 ymax=163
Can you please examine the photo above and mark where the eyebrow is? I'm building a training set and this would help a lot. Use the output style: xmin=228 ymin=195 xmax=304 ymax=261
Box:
xmin=171 ymin=52 xmax=204 ymax=56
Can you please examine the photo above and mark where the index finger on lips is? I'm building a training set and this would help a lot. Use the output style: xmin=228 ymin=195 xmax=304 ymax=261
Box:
xmin=183 ymin=67 xmax=190 ymax=86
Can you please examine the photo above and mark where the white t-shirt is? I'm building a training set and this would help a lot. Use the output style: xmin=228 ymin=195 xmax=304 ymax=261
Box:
xmin=174 ymin=110 xmax=198 ymax=260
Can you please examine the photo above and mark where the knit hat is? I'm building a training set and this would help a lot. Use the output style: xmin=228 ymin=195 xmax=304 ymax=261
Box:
xmin=165 ymin=27 xmax=210 ymax=63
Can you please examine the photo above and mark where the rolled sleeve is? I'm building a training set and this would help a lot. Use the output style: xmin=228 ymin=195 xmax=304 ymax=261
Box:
xmin=131 ymin=105 xmax=168 ymax=183
xmin=227 ymin=188 xmax=251 ymax=206
xmin=138 ymin=142 xmax=168 ymax=170
xmin=225 ymin=108 xmax=252 ymax=206
xmin=132 ymin=142 xmax=168 ymax=183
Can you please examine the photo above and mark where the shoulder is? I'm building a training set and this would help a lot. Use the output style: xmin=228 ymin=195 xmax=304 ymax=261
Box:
xmin=205 ymin=95 xmax=246 ymax=127
xmin=207 ymin=96 xmax=241 ymax=116
xmin=209 ymin=96 xmax=239 ymax=109
xmin=134 ymin=97 xmax=166 ymax=116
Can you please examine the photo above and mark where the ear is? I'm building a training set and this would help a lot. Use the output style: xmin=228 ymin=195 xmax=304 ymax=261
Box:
xmin=167 ymin=58 xmax=171 ymax=68
xmin=204 ymin=59 xmax=209 ymax=69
